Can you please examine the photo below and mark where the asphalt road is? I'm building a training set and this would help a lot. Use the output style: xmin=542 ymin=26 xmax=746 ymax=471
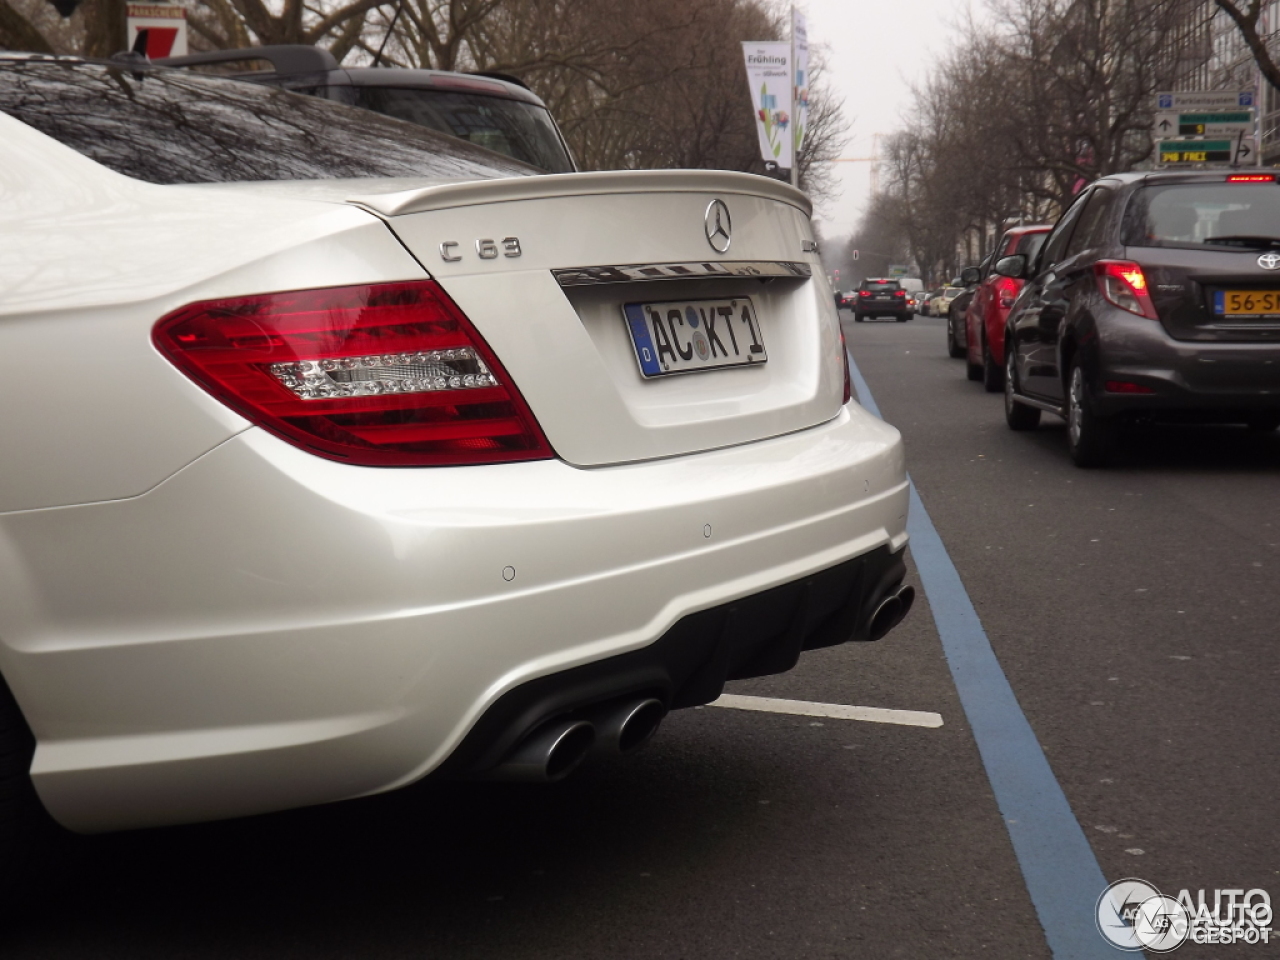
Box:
xmin=5 ymin=313 xmax=1276 ymax=958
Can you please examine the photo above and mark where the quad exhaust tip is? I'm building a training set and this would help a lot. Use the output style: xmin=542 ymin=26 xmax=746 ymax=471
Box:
xmin=484 ymin=719 xmax=596 ymax=783
xmin=869 ymin=584 xmax=916 ymax=642
xmin=589 ymin=697 xmax=667 ymax=756
xmin=482 ymin=695 xmax=668 ymax=782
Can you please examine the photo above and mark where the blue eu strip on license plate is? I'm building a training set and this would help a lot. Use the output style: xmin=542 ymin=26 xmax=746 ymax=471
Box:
xmin=622 ymin=298 xmax=767 ymax=378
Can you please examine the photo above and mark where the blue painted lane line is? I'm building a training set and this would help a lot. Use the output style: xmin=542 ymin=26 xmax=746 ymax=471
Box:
xmin=847 ymin=349 xmax=1126 ymax=959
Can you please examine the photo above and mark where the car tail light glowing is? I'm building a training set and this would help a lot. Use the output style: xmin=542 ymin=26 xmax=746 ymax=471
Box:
xmin=994 ymin=276 xmax=1020 ymax=309
xmin=153 ymin=281 xmax=554 ymax=466
xmin=894 ymin=290 xmax=905 ymax=298
xmin=1105 ymin=380 xmax=1155 ymax=394
xmin=1227 ymin=174 xmax=1275 ymax=183
xmin=1094 ymin=261 xmax=1159 ymax=321
xmin=859 ymin=290 xmax=871 ymax=298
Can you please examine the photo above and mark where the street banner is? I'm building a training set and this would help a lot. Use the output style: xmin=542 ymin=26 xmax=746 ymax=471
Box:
xmin=742 ymin=42 xmax=793 ymax=169
xmin=126 ymin=3 xmax=188 ymax=58
xmin=793 ymin=11 xmax=809 ymax=161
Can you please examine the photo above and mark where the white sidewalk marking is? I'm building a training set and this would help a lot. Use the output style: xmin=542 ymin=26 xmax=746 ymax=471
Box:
xmin=708 ymin=694 xmax=943 ymax=728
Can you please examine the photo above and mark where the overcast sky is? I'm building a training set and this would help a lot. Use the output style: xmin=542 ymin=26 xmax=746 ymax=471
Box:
xmin=801 ymin=0 xmax=984 ymax=241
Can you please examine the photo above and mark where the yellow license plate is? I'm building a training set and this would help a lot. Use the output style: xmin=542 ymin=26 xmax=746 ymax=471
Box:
xmin=1218 ymin=290 xmax=1280 ymax=316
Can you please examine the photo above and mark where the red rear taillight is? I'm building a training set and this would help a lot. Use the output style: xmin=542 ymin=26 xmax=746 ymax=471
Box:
xmin=1094 ymin=261 xmax=1159 ymax=321
xmin=153 ymin=281 xmax=554 ymax=466
xmin=893 ymin=290 xmax=905 ymax=298
xmin=1105 ymin=380 xmax=1155 ymax=394
xmin=994 ymin=275 xmax=1020 ymax=309
xmin=1227 ymin=174 xmax=1276 ymax=183
xmin=859 ymin=290 xmax=871 ymax=298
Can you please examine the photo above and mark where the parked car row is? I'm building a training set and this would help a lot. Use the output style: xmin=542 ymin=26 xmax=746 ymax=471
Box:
xmin=947 ymin=171 xmax=1280 ymax=466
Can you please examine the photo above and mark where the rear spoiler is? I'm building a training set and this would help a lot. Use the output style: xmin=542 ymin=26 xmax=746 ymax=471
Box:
xmin=155 ymin=45 xmax=339 ymax=76
xmin=348 ymin=169 xmax=813 ymax=218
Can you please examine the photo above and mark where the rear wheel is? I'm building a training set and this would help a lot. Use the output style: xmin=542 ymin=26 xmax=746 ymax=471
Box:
xmin=1067 ymin=362 xmax=1115 ymax=467
xmin=854 ymin=312 xmax=864 ymax=323
xmin=947 ymin=316 xmax=964 ymax=358
xmin=982 ymin=336 xmax=1004 ymax=392
xmin=1004 ymin=342 xmax=1040 ymax=431
xmin=966 ymin=356 xmax=982 ymax=381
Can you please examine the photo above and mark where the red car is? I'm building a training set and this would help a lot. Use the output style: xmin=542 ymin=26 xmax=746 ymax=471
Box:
xmin=962 ymin=225 xmax=1051 ymax=389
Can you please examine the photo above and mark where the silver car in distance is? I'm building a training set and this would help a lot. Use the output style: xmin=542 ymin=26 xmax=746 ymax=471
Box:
xmin=0 ymin=57 xmax=911 ymax=864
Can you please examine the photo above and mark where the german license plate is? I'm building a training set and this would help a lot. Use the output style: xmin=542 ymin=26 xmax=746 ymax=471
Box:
xmin=1214 ymin=289 xmax=1280 ymax=317
xmin=622 ymin=298 xmax=766 ymax=377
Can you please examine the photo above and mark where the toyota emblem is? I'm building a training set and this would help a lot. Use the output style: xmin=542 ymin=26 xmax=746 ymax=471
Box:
xmin=704 ymin=199 xmax=732 ymax=253
xmin=1259 ymin=252 xmax=1280 ymax=271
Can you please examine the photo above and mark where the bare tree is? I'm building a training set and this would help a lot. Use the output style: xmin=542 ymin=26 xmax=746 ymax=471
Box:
xmin=1212 ymin=0 xmax=1280 ymax=91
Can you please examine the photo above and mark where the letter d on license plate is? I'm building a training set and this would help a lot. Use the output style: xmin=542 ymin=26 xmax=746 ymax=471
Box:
xmin=623 ymin=298 xmax=767 ymax=377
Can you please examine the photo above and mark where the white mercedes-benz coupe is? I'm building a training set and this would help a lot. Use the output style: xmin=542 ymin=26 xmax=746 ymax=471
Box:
xmin=0 ymin=56 xmax=911 ymax=869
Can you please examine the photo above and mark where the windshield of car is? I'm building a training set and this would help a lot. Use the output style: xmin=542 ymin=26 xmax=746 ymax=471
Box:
xmin=1016 ymin=231 xmax=1048 ymax=259
xmin=1121 ymin=182 xmax=1280 ymax=249
xmin=351 ymin=87 xmax=573 ymax=173
xmin=0 ymin=59 xmax=537 ymax=185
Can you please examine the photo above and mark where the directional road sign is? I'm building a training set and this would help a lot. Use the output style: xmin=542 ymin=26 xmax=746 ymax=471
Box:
xmin=1158 ymin=138 xmax=1256 ymax=165
xmin=1156 ymin=90 xmax=1255 ymax=111
xmin=1154 ymin=110 xmax=1254 ymax=138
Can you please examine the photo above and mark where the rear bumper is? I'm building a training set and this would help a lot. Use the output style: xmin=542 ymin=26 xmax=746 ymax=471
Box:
xmin=0 ymin=405 xmax=907 ymax=833
xmin=856 ymin=303 xmax=909 ymax=318
xmin=1091 ymin=308 xmax=1280 ymax=416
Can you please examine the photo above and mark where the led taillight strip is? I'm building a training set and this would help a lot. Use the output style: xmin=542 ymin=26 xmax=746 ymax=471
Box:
xmin=268 ymin=347 xmax=498 ymax=400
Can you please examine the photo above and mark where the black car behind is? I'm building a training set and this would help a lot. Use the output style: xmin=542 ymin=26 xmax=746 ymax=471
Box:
xmin=998 ymin=170 xmax=1280 ymax=466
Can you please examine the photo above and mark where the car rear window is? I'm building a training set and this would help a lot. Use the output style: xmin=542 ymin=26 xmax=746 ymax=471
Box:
xmin=1122 ymin=181 xmax=1280 ymax=249
xmin=863 ymin=280 xmax=901 ymax=290
xmin=0 ymin=58 xmax=537 ymax=185
xmin=352 ymin=87 xmax=573 ymax=173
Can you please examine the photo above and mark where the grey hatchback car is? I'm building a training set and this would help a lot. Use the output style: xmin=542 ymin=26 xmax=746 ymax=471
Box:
xmin=998 ymin=170 xmax=1280 ymax=466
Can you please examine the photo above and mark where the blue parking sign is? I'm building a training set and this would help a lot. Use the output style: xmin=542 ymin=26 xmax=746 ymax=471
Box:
xmin=1240 ymin=91 xmax=1254 ymax=106
xmin=1158 ymin=94 xmax=1173 ymax=108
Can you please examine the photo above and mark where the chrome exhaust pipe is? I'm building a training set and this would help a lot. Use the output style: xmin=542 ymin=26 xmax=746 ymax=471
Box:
xmin=869 ymin=584 xmax=916 ymax=642
xmin=484 ymin=719 xmax=596 ymax=782
xmin=589 ymin=698 xmax=667 ymax=756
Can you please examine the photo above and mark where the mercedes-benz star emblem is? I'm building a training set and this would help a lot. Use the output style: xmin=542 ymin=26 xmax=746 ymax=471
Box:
xmin=1259 ymin=252 xmax=1280 ymax=271
xmin=704 ymin=199 xmax=732 ymax=253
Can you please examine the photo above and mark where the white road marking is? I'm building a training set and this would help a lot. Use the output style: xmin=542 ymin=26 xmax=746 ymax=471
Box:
xmin=708 ymin=694 xmax=943 ymax=729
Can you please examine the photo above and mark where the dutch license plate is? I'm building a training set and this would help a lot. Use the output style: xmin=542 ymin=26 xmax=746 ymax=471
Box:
xmin=1214 ymin=289 xmax=1280 ymax=317
xmin=623 ymin=298 xmax=766 ymax=377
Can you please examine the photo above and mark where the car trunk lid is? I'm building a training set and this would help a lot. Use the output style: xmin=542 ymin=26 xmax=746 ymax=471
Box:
xmin=1131 ymin=245 xmax=1280 ymax=343
xmin=350 ymin=170 xmax=840 ymax=467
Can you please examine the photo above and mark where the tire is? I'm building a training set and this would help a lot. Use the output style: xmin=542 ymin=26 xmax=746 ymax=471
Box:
xmin=897 ymin=314 xmax=910 ymax=323
xmin=947 ymin=316 xmax=964 ymax=358
xmin=1004 ymin=341 xmax=1040 ymax=431
xmin=1067 ymin=362 xmax=1115 ymax=467
xmin=966 ymin=357 xmax=982 ymax=381
xmin=982 ymin=336 xmax=1004 ymax=393
xmin=0 ymin=672 xmax=44 ymax=907
xmin=854 ymin=313 xmax=864 ymax=323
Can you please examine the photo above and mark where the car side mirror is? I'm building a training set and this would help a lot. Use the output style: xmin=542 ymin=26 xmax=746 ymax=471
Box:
xmin=993 ymin=255 xmax=1027 ymax=280
xmin=960 ymin=267 xmax=981 ymax=286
